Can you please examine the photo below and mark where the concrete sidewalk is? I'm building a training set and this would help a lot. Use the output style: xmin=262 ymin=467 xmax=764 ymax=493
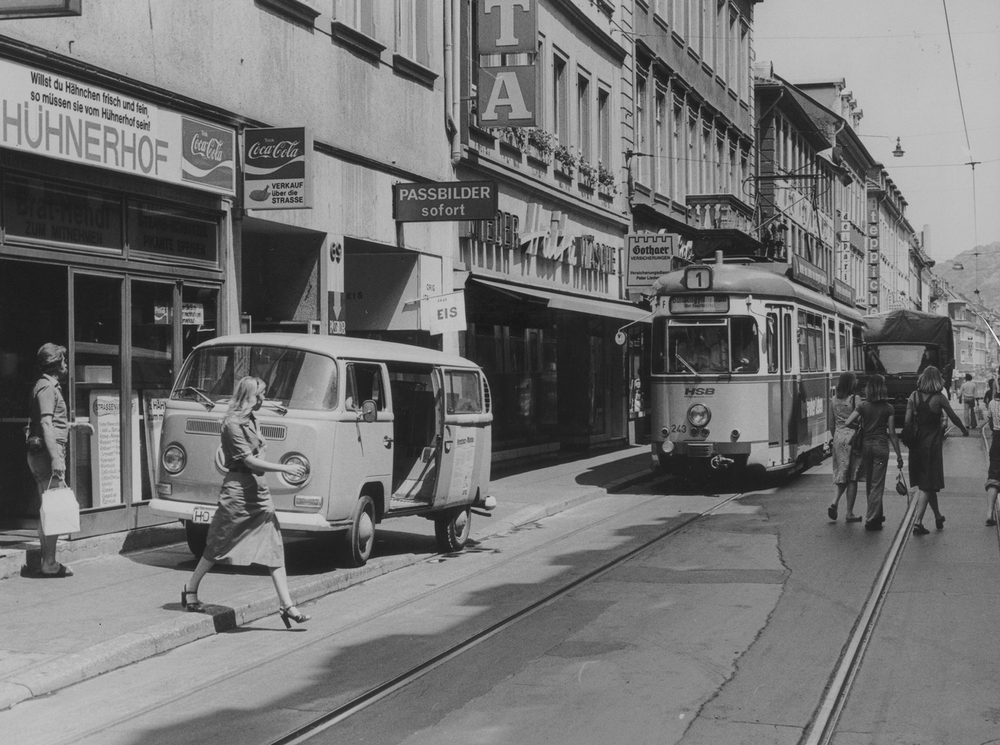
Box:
xmin=0 ymin=445 xmax=659 ymax=711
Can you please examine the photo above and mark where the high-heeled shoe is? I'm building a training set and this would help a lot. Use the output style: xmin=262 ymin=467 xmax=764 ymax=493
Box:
xmin=279 ymin=605 xmax=311 ymax=629
xmin=935 ymin=514 xmax=946 ymax=530
xmin=181 ymin=585 xmax=205 ymax=612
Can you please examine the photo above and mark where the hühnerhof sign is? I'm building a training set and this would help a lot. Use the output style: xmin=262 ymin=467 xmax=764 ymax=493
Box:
xmin=393 ymin=181 xmax=498 ymax=222
xmin=477 ymin=0 xmax=537 ymax=127
xmin=244 ymin=127 xmax=311 ymax=209
xmin=0 ymin=57 xmax=236 ymax=195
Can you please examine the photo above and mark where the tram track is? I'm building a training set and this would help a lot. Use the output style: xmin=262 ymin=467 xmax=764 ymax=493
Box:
xmin=801 ymin=474 xmax=920 ymax=745
xmin=265 ymin=488 xmax=749 ymax=745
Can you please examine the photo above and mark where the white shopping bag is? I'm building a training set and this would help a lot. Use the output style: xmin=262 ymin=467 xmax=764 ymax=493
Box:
xmin=40 ymin=484 xmax=81 ymax=536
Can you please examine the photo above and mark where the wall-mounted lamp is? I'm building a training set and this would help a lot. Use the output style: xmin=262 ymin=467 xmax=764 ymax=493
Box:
xmin=892 ymin=137 xmax=905 ymax=158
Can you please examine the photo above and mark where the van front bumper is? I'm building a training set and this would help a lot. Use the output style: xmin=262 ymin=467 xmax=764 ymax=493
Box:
xmin=149 ymin=498 xmax=342 ymax=532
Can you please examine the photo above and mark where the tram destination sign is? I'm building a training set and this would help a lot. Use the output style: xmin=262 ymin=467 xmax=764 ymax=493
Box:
xmin=393 ymin=181 xmax=497 ymax=222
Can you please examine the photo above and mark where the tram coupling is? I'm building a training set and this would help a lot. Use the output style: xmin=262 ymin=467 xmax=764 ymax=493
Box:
xmin=710 ymin=454 xmax=734 ymax=470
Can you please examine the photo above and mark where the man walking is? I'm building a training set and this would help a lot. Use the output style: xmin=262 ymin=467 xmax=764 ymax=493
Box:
xmin=959 ymin=373 xmax=978 ymax=428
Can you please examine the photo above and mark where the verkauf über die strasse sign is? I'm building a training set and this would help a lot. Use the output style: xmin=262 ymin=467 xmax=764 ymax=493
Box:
xmin=393 ymin=181 xmax=498 ymax=222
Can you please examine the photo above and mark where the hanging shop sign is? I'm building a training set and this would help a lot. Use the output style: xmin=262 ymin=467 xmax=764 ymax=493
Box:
xmin=476 ymin=0 xmax=537 ymax=127
xmin=427 ymin=291 xmax=467 ymax=336
xmin=0 ymin=57 xmax=235 ymax=195
xmin=393 ymin=180 xmax=497 ymax=222
xmin=477 ymin=0 xmax=536 ymax=54
xmin=866 ymin=194 xmax=880 ymax=311
xmin=791 ymin=254 xmax=829 ymax=295
xmin=243 ymin=127 xmax=311 ymax=209
xmin=625 ymin=232 xmax=677 ymax=292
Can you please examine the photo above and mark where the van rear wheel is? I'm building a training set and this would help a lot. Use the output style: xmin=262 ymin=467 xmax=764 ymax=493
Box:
xmin=434 ymin=506 xmax=471 ymax=553
xmin=340 ymin=495 xmax=375 ymax=567
xmin=184 ymin=521 xmax=208 ymax=558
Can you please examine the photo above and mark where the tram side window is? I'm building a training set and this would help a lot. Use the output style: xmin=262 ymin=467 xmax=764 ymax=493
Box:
xmin=797 ymin=312 xmax=824 ymax=372
xmin=852 ymin=328 xmax=864 ymax=371
xmin=731 ymin=318 xmax=759 ymax=373
xmin=828 ymin=320 xmax=837 ymax=371
xmin=767 ymin=313 xmax=778 ymax=374
xmin=839 ymin=323 xmax=849 ymax=371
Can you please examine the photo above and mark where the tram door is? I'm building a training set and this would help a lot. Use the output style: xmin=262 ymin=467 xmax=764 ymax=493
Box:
xmin=767 ymin=306 xmax=795 ymax=466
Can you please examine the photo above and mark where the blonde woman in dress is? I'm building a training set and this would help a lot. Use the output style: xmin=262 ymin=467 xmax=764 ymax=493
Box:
xmin=828 ymin=371 xmax=862 ymax=522
xmin=181 ymin=376 xmax=310 ymax=628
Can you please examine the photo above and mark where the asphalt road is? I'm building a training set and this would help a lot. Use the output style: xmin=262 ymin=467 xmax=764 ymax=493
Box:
xmin=5 ymin=441 xmax=997 ymax=745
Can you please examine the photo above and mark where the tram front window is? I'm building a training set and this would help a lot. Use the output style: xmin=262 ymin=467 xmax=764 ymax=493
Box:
xmin=653 ymin=318 xmax=759 ymax=374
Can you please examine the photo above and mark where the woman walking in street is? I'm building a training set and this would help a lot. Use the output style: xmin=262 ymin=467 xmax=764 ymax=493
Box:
xmin=982 ymin=378 xmax=1000 ymax=527
xmin=845 ymin=374 xmax=904 ymax=532
xmin=903 ymin=366 xmax=968 ymax=535
xmin=828 ymin=371 xmax=862 ymax=522
xmin=181 ymin=376 xmax=311 ymax=628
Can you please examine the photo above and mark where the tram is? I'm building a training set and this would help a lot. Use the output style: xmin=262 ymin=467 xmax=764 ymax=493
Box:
xmin=648 ymin=257 xmax=866 ymax=481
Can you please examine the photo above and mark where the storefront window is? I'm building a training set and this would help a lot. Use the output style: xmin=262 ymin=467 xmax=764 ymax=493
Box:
xmin=2 ymin=175 xmax=123 ymax=252
xmin=127 ymin=202 xmax=219 ymax=266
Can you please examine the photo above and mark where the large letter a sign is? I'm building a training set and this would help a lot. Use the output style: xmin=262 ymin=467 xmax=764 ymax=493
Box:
xmin=477 ymin=0 xmax=537 ymax=127
xmin=479 ymin=66 xmax=536 ymax=127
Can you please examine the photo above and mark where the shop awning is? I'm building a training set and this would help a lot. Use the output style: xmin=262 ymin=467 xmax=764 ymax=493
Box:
xmin=470 ymin=278 xmax=651 ymax=323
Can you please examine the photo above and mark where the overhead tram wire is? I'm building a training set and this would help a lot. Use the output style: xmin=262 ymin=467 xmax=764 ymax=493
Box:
xmin=941 ymin=0 xmax=981 ymax=282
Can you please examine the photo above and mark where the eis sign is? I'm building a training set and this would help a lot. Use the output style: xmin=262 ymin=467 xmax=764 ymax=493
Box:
xmin=477 ymin=0 xmax=537 ymax=128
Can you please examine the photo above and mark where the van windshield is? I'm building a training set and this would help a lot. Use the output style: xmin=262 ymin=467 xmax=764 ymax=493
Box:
xmin=172 ymin=345 xmax=339 ymax=410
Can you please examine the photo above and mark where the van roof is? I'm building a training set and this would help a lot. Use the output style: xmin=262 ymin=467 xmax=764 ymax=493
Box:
xmin=196 ymin=333 xmax=480 ymax=368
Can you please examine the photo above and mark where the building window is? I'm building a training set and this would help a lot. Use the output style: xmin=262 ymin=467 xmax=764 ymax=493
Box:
xmin=598 ymin=87 xmax=611 ymax=168
xmin=672 ymin=97 xmax=683 ymax=200
xmin=686 ymin=112 xmax=697 ymax=196
xmin=577 ymin=73 xmax=591 ymax=160
xmin=636 ymin=74 xmax=648 ymax=185
xmin=655 ymin=90 xmax=666 ymax=194
xmin=553 ymin=53 xmax=568 ymax=141
xmin=335 ymin=0 xmax=375 ymax=36
xmin=395 ymin=0 xmax=431 ymax=68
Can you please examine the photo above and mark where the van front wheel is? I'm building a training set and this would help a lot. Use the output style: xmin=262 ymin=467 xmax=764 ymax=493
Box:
xmin=340 ymin=495 xmax=376 ymax=567
xmin=434 ymin=507 xmax=471 ymax=553
xmin=184 ymin=521 xmax=208 ymax=558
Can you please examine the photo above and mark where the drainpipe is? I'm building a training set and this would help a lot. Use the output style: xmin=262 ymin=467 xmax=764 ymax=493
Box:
xmin=446 ymin=0 xmax=463 ymax=166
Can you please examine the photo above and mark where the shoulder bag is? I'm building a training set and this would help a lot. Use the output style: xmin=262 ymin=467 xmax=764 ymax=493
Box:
xmin=40 ymin=477 xmax=80 ymax=536
xmin=849 ymin=401 xmax=864 ymax=456
xmin=900 ymin=393 xmax=922 ymax=449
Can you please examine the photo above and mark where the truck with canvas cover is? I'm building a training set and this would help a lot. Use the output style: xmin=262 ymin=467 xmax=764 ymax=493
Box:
xmin=860 ymin=310 xmax=954 ymax=419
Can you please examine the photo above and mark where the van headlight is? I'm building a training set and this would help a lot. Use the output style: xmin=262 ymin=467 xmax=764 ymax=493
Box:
xmin=687 ymin=404 xmax=711 ymax=427
xmin=162 ymin=444 xmax=186 ymax=475
xmin=281 ymin=454 xmax=310 ymax=485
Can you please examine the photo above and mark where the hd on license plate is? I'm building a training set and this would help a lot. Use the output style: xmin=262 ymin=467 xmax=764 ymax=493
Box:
xmin=192 ymin=507 xmax=213 ymax=524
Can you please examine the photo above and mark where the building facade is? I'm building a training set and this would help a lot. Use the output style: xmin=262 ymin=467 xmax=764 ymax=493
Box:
xmin=0 ymin=0 xmax=456 ymax=537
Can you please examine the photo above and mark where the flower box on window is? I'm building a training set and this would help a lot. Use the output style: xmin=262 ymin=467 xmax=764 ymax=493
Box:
xmin=526 ymin=128 xmax=555 ymax=164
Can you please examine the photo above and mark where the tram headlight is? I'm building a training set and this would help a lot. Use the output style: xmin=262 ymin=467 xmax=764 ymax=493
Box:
xmin=660 ymin=440 xmax=675 ymax=454
xmin=687 ymin=404 xmax=711 ymax=427
xmin=731 ymin=429 xmax=741 ymax=441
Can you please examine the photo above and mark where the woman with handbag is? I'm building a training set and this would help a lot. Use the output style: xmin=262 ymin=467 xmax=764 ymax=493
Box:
xmin=26 ymin=343 xmax=73 ymax=578
xmin=844 ymin=374 xmax=905 ymax=532
xmin=828 ymin=371 xmax=862 ymax=522
xmin=904 ymin=366 xmax=968 ymax=535
xmin=181 ymin=376 xmax=311 ymax=628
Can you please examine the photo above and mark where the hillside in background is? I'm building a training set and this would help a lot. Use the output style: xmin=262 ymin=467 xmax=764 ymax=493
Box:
xmin=931 ymin=241 xmax=1000 ymax=311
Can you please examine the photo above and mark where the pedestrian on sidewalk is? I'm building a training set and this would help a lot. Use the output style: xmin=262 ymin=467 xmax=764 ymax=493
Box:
xmin=904 ymin=366 xmax=968 ymax=536
xmin=25 ymin=343 xmax=74 ymax=578
xmin=828 ymin=371 xmax=861 ymax=523
xmin=845 ymin=374 xmax=904 ymax=532
xmin=983 ymin=387 xmax=1000 ymax=527
xmin=181 ymin=376 xmax=311 ymax=629
xmin=959 ymin=373 xmax=978 ymax=428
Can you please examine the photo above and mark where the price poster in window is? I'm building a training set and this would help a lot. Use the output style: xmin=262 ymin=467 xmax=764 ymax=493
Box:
xmin=89 ymin=391 xmax=141 ymax=507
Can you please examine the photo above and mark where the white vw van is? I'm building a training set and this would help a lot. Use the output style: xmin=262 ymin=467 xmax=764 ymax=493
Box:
xmin=149 ymin=333 xmax=494 ymax=566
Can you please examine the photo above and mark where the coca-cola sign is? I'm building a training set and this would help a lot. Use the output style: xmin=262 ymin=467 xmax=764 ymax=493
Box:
xmin=181 ymin=118 xmax=235 ymax=193
xmin=243 ymin=127 xmax=311 ymax=210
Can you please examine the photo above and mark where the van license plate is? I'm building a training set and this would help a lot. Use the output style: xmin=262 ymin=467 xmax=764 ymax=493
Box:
xmin=192 ymin=507 xmax=213 ymax=524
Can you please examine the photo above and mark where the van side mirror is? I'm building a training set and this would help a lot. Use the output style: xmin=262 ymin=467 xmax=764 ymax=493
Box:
xmin=360 ymin=399 xmax=378 ymax=423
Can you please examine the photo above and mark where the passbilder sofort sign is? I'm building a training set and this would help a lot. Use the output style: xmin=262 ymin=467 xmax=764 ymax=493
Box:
xmin=393 ymin=180 xmax=498 ymax=222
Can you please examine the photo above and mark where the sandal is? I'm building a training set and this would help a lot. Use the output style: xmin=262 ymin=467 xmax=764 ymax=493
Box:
xmin=846 ymin=515 xmax=862 ymax=523
xmin=181 ymin=585 xmax=205 ymax=612
xmin=913 ymin=523 xmax=930 ymax=535
xmin=37 ymin=563 xmax=73 ymax=578
xmin=827 ymin=505 xmax=838 ymax=521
